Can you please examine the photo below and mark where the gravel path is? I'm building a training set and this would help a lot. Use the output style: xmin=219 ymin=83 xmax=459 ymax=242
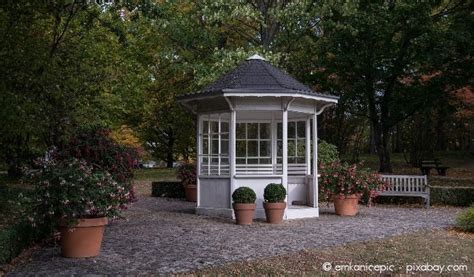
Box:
xmin=9 ymin=197 xmax=461 ymax=276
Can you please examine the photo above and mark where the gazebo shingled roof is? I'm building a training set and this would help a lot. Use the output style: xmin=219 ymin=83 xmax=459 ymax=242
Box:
xmin=178 ymin=55 xmax=339 ymax=101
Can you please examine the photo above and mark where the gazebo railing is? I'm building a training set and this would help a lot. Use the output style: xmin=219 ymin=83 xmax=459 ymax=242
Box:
xmin=199 ymin=154 xmax=230 ymax=176
xmin=234 ymin=163 xmax=307 ymax=176
xmin=236 ymin=164 xmax=276 ymax=175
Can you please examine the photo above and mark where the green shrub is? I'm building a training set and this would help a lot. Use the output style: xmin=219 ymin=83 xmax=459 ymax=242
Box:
xmin=456 ymin=207 xmax=474 ymax=232
xmin=264 ymin=183 xmax=286 ymax=203
xmin=232 ymin=187 xmax=256 ymax=204
xmin=0 ymin=220 xmax=47 ymax=265
xmin=431 ymin=187 xmax=474 ymax=206
xmin=318 ymin=140 xmax=339 ymax=165
xmin=151 ymin=181 xmax=185 ymax=198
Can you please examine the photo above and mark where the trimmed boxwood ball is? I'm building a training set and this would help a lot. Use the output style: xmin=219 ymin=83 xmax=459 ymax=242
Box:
xmin=232 ymin=187 xmax=256 ymax=204
xmin=264 ymin=183 xmax=286 ymax=203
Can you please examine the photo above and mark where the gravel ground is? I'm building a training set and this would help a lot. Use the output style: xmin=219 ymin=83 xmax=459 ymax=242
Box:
xmin=8 ymin=197 xmax=461 ymax=276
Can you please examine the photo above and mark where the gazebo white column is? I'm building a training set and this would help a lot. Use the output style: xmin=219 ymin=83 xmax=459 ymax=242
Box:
xmin=282 ymin=109 xmax=288 ymax=198
xmin=196 ymin=114 xmax=201 ymax=207
xmin=312 ymin=112 xmax=318 ymax=208
xmin=229 ymin=109 xmax=236 ymax=209
xmin=305 ymin=117 xmax=311 ymax=175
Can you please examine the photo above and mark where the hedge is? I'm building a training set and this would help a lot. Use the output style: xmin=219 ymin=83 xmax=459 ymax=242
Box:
xmin=0 ymin=220 xmax=47 ymax=265
xmin=431 ymin=186 xmax=474 ymax=206
xmin=151 ymin=181 xmax=185 ymax=198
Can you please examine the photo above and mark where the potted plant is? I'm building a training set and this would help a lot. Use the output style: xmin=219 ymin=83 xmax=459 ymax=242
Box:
xmin=25 ymin=158 xmax=130 ymax=258
xmin=177 ymin=163 xmax=197 ymax=202
xmin=232 ymin=187 xmax=257 ymax=225
xmin=319 ymin=162 xmax=386 ymax=216
xmin=263 ymin=183 xmax=287 ymax=224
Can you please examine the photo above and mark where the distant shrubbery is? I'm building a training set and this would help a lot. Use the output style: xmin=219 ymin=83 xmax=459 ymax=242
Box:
xmin=151 ymin=181 xmax=185 ymax=198
xmin=431 ymin=187 xmax=474 ymax=206
xmin=318 ymin=140 xmax=339 ymax=165
xmin=456 ymin=207 xmax=474 ymax=232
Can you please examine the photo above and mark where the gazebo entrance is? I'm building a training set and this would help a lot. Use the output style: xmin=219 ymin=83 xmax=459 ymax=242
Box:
xmin=178 ymin=55 xmax=338 ymax=219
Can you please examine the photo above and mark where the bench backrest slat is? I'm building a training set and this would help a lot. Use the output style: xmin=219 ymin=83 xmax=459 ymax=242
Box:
xmin=380 ymin=175 xmax=427 ymax=193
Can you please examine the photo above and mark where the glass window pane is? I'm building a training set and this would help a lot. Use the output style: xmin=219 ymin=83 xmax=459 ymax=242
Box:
xmin=202 ymin=121 xmax=209 ymax=134
xmin=221 ymin=122 xmax=229 ymax=132
xmin=202 ymin=157 xmax=208 ymax=164
xmin=297 ymin=121 xmax=306 ymax=138
xmin=211 ymin=121 xmax=219 ymax=133
xmin=248 ymin=141 xmax=258 ymax=156
xmin=277 ymin=158 xmax=282 ymax=164
xmin=236 ymin=123 xmax=246 ymax=139
xmin=288 ymin=140 xmax=296 ymax=156
xmin=221 ymin=140 xmax=228 ymax=154
xmin=236 ymin=141 xmax=246 ymax=157
xmin=221 ymin=157 xmax=229 ymax=164
xmin=297 ymin=157 xmax=306 ymax=164
xmin=277 ymin=140 xmax=282 ymax=156
xmin=247 ymin=123 xmax=258 ymax=139
xmin=288 ymin=122 xmax=296 ymax=138
xmin=277 ymin=123 xmax=282 ymax=139
xmin=289 ymin=157 xmax=297 ymax=164
xmin=259 ymin=141 xmax=271 ymax=157
xmin=248 ymin=158 xmax=258 ymax=164
xmin=212 ymin=139 xmax=219 ymax=154
xmin=259 ymin=158 xmax=271 ymax=164
xmin=297 ymin=139 xmax=305 ymax=157
xmin=236 ymin=158 xmax=246 ymax=164
xmin=211 ymin=157 xmax=219 ymax=164
xmin=202 ymin=138 xmax=209 ymax=154
xmin=259 ymin=123 xmax=271 ymax=139
xmin=221 ymin=134 xmax=229 ymax=140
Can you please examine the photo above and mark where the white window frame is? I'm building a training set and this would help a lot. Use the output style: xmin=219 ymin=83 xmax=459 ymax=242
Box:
xmin=277 ymin=120 xmax=307 ymax=164
xmin=235 ymin=121 xmax=272 ymax=165
xmin=199 ymin=114 xmax=229 ymax=176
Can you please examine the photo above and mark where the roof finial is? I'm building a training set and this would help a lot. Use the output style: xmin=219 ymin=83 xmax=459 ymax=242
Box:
xmin=247 ymin=54 xmax=266 ymax=61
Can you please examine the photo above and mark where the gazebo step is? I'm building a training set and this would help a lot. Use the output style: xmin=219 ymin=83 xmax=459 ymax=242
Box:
xmin=285 ymin=207 xmax=319 ymax=219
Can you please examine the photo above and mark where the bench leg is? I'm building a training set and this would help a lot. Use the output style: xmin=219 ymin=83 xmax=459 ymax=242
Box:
xmin=425 ymin=197 xmax=430 ymax=208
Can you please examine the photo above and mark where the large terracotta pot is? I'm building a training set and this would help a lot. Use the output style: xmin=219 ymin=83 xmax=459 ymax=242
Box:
xmin=185 ymin=184 xmax=197 ymax=202
xmin=263 ymin=202 xmax=286 ymax=224
xmin=333 ymin=194 xmax=360 ymax=216
xmin=60 ymin=217 xmax=108 ymax=258
xmin=232 ymin=203 xmax=256 ymax=225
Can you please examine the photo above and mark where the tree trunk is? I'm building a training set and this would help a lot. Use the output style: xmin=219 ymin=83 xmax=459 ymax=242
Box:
xmin=166 ymin=131 xmax=175 ymax=168
xmin=373 ymin=124 xmax=393 ymax=173
xmin=368 ymin=123 xmax=377 ymax=154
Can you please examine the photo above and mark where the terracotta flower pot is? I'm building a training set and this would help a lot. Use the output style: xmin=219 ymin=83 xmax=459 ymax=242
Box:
xmin=232 ymin=203 xmax=256 ymax=225
xmin=60 ymin=217 xmax=108 ymax=258
xmin=185 ymin=184 xmax=197 ymax=202
xmin=263 ymin=202 xmax=286 ymax=224
xmin=333 ymin=194 xmax=360 ymax=216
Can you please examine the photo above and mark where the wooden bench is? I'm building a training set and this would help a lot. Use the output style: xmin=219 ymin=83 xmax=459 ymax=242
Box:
xmin=420 ymin=159 xmax=449 ymax=176
xmin=377 ymin=175 xmax=430 ymax=208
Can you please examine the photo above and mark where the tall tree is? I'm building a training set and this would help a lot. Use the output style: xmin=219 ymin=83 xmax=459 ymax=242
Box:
xmin=314 ymin=0 xmax=473 ymax=172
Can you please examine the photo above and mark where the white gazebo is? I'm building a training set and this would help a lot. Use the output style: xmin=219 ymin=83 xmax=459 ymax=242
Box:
xmin=178 ymin=55 xmax=338 ymax=219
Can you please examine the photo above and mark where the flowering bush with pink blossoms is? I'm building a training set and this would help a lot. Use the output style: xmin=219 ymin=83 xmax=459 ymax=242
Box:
xmin=319 ymin=162 xmax=386 ymax=205
xmin=177 ymin=162 xmax=196 ymax=187
xmin=24 ymin=158 xmax=130 ymax=229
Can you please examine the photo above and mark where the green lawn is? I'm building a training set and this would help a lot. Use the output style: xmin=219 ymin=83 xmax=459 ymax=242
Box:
xmin=133 ymin=168 xmax=178 ymax=181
